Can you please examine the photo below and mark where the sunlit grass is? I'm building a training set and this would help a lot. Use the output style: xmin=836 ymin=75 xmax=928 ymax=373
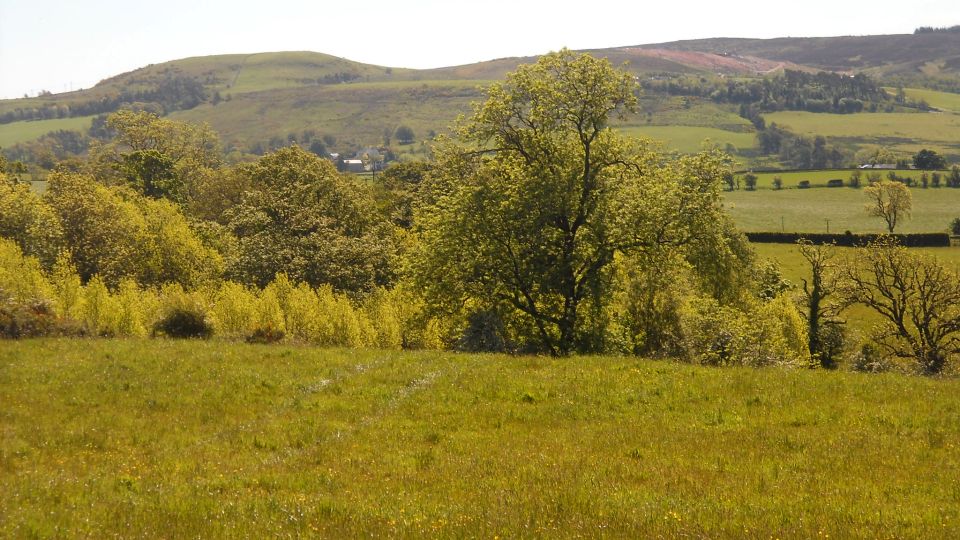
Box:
xmin=2 ymin=339 xmax=958 ymax=537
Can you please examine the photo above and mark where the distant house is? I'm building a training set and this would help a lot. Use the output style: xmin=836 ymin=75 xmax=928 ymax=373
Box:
xmin=858 ymin=163 xmax=897 ymax=169
xmin=342 ymin=159 xmax=365 ymax=173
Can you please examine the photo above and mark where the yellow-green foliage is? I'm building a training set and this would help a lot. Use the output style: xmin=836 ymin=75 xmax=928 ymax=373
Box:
xmin=50 ymin=254 xmax=83 ymax=320
xmin=45 ymin=172 xmax=222 ymax=288
xmin=210 ymin=281 xmax=259 ymax=338
xmin=363 ymin=288 xmax=403 ymax=350
xmin=679 ymin=294 xmax=808 ymax=367
xmin=80 ymin=276 xmax=121 ymax=336
xmin=115 ymin=279 xmax=149 ymax=337
xmin=256 ymin=285 xmax=287 ymax=335
xmin=0 ymin=238 xmax=53 ymax=302
xmin=0 ymin=174 xmax=64 ymax=268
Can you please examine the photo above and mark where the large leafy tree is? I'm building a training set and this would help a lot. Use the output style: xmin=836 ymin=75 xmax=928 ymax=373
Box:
xmin=226 ymin=147 xmax=396 ymax=292
xmin=412 ymin=50 xmax=742 ymax=355
xmin=89 ymin=110 xmax=223 ymax=205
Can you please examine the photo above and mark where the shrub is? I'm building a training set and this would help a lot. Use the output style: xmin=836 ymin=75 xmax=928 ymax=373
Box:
xmin=772 ymin=176 xmax=783 ymax=190
xmin=153 ymin=307 xmax=212 ymax=339
xmin=210 ymin=281 xmax=259 ymax=338
xmin=848 ymin=170 xmax=862 ymax=188
xmin=798 ymin=180 xmax=811 ymax=189
xmin=826 ymin=179 xmax=844 ymax=187
xmin=0 ymin=238 xmax=54 ymax=302
xmin=152 ymin=286 xmax=212 ymax=338
xmin=0 ymin=296 xmax=72 ymax=338
xmin=246 ymin=325 xmax=285 ymax=344
xmin=951 ymin=218 xmax=960 ymax=236
xmin=457 ymin=310 xmax=510 ymax=353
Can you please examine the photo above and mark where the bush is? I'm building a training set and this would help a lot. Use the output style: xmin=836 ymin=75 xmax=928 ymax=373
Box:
xmin=0 ymin=296 xmax=77 ymax=338
xmin=152 ymin=288 xmax=212 ymax=338
xmin=457 ymin=310 xmax=509 ymax=353
xmin=245 ymin=325 xmax=285 ymax=344
xmin=851 ymin=342 xmax=889 ymax=373
xmin=826 ymin=179 xmax=844 ymax=187
xmin=848 ymin=170 xmax=862 ymax=188
xmin=798 ymin=180 xmax=811 ymax=189
xmin=152 ymin=307 xmax=212 ymax=338
xmin=951 ymin=218 xmax=960 ymax=236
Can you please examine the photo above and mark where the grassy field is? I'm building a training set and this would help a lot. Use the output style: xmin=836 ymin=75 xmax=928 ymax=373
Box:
xmin=1 ymin=339 xmax=959 ymax=537
xmin=619 ymin=125 xmax=756 ymax=154
xmin=895 ymin=87 xmax=960 ymax=114
xmin=724 ymin=185 xmax=960 ymax=233
xmin=764 ymin=110 xmax=960 ymax=158
xmin=0 ymin=115 xmax=95 ymax=148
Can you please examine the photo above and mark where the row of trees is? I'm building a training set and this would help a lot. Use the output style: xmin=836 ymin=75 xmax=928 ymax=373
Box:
xmin=1 ymin=51 xmax=957 ymax=375
xmin=0 ymin=75 xmax=208 ymax=125
xmin=643 ymin=70 xmax=889 ymax=114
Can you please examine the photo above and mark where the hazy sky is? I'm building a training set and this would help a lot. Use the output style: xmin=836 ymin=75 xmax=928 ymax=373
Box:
xmin=1 ymin=0 xmax=959 ymax=99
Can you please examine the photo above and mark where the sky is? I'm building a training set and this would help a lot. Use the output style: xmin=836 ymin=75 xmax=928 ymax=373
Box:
xmin=1 ymin=0 xmax=959 ymax=99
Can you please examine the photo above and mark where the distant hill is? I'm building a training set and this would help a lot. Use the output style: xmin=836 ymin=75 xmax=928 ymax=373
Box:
xmin=637 ymin=32 xmax=960 ymax=78
xmin=2 ymin=32 xmax=960 ymax=165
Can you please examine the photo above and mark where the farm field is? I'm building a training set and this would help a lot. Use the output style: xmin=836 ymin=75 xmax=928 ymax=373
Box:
xmin=2 ymin=339 xmax=959 ymax=537
xmin=895 ymin=87 xmax=960 ymax=114
xmin=724 ymin=185 xmax=960 ymax=233
xmin=0 ymin=115 xmax=95 ymax=148
xmin=619 ymin=125 xmax=756 ymax=154
xmin=169 ymin=81 xmax=485 ymax=150
xmin=763 ymin=110 xmax=960 ymax=158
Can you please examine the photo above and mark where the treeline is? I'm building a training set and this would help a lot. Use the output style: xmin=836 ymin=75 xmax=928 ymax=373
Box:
xmin=0 ymin=75 xmax=208 ymax=124
xmin=755 ymin=124 xmax=849 ymax=168
xmin=643 ymin=70 xmax=889 ymax=114
xmin=2 ymin=52 xmax=958 ymax=377
xmin=914 ymin=25 xmax=960 ymax=34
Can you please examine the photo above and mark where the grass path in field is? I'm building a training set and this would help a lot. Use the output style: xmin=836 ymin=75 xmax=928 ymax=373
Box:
xmin=2 ymin=339 xmax=959 ymax=537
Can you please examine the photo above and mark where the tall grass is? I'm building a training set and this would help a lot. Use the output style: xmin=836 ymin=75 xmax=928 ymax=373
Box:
xmin=1 ymin=340 xmax=958 ymax=537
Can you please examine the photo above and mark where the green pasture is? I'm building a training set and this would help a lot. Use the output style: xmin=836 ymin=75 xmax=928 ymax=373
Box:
xmin=724 ymin=185 xmax=960 ymax=233
xmin=763 ymin=110 xmax=960 ymax=157
xmin=0 ymin=116 xmax=94 ymax=148
xmin=2 ymin=339 xmax=959 ymax=537
xmin=170 ymin=81 xmax=483 ymax=149
xmin=619 ymin=125 xmax=756 ymax=154
xmin=892 ymin=87 xmax=960 ymax=114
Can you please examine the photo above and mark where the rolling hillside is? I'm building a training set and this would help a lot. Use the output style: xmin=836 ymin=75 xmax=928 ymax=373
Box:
xmin=2 ymin=32 xmax=960 ymax=162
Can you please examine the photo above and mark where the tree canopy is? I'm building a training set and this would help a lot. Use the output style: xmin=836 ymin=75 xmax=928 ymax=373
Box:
xmin=412 ymin=50 xmax=746 ymax=355
xmin=225 ymin=146 xmax=396 ymax=292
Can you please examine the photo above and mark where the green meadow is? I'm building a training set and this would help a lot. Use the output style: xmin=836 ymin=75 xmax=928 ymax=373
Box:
xmin=619 ymin=125 xmax=756 ymax=154
xmin=724 ymin=185 xmax=960 ymax=233
xmin=896 ymin=87 xmax=960 ymax=114
xmin=0 ymin=115 xmax=95 ymax=148
xmin=764 ymin=110 xmax=960 ymax=157
xmin=2 ymin=339 xmax=959 ymax=538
